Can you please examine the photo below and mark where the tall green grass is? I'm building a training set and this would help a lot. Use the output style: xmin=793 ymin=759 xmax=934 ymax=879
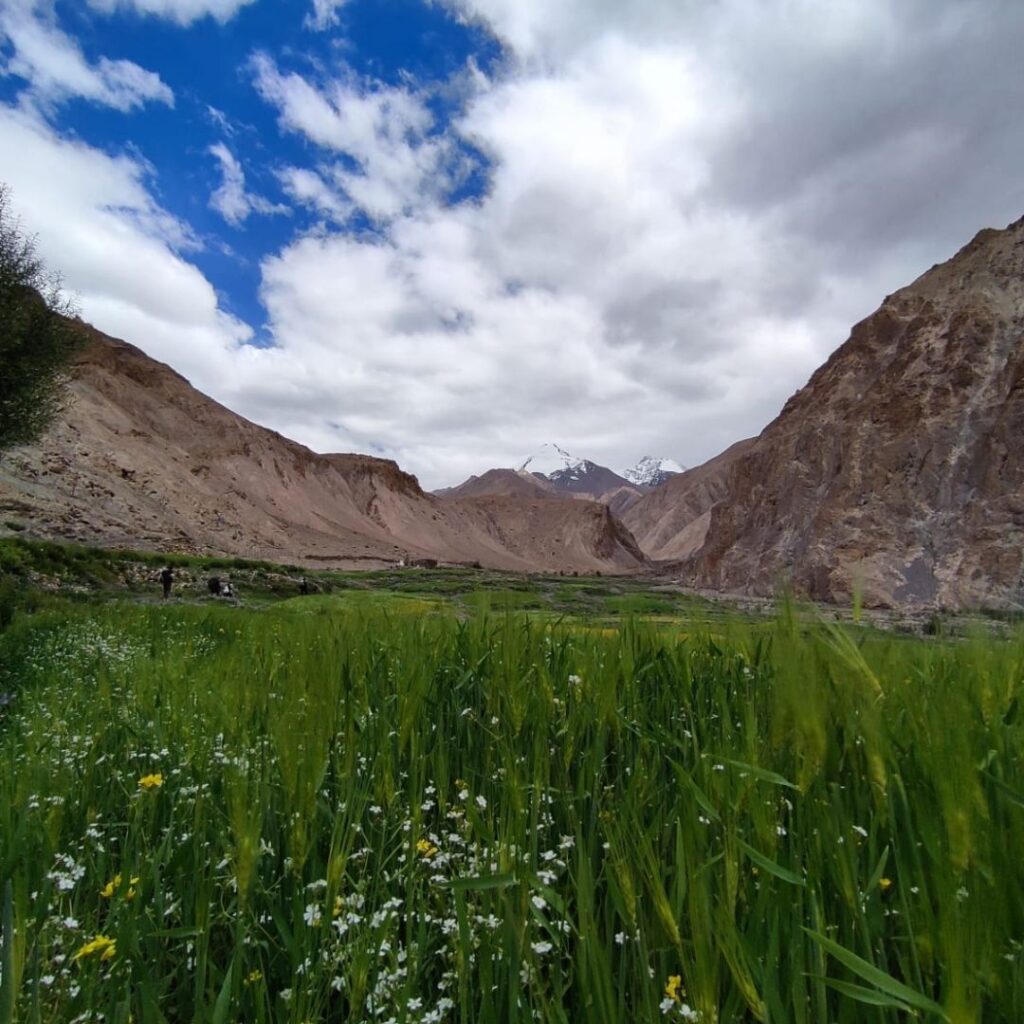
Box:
xmin=0 ymin=600 xmax=1022 ymax=1022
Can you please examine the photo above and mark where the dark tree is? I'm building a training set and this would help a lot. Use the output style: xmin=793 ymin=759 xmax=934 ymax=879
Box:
xmin=0 ymin=183 xmax=81 ymax=452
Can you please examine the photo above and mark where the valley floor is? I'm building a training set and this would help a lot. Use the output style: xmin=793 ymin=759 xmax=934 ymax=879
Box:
xmin=0 ymin=539 xmax=1022 ymax=1021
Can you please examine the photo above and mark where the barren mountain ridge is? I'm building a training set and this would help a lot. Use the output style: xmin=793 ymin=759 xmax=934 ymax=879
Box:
xmin=0 ymin=328 xmax=646 ymax=574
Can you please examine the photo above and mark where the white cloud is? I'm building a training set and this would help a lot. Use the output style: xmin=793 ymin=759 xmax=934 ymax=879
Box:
xmin=305 ymin=0 xmax=347 ymax=32
xmin=7 ymin=0 xmax=1022 ymax=491
xmin=240 ymin=33 xmax=830 ymax=483
xmin=229 ymin=0 xmax=1024 ymax=489
xmin=0 ymin=105 xmax=250 ymax=386
xmin=84 ymin=0 xmax=256 ymax=26
xmin=0 ymin=0 xmax=173 ymax=112
xmin=205 ymin=104 xmax=235 ymax=136
xmin=252 ymin=53 xmax=462 ymax=223
xmin=208 ymin=142 xmax=289 ymax=226
xmin=276 ymin=166 xmax=352 ymax=224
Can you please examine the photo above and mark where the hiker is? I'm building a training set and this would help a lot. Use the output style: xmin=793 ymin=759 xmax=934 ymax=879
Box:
xmin=207 ymin=576 xmax=222 ymax=596
xmin=159 ymin=566 xmax=173 ymax=599
xmin=221 ymin=580 xmax=235 ymax=600
xmin=299 ymin=576 xmax=309 ymax=595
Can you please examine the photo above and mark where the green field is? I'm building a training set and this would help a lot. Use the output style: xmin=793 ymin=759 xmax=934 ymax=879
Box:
xmin=1 ymin=543 xmax=1023 ymax=1022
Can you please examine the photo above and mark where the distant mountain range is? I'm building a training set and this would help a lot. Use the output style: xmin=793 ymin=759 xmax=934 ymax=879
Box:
xmin=438 ymin=444 xmax=683 ymax=516
xmin=4 ymin=215 xmax=1024 ymax=608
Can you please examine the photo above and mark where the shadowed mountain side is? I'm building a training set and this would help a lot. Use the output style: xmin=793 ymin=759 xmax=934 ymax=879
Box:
xmin=599 ymin=485 xmax=648 ymax=518
xmin=0 ymin=329 xmax=647 ymax=574
xmin=545 ymin=460 xmax=635 ymax=498
xmin=654 ymin=216 xmax=1024 ymax=609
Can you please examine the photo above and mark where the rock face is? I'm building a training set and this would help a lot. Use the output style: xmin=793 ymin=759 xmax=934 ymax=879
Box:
xmin=630 ymin=215 xmax=1024 ymax=608
xmin=0 ymin=328 xmax=647 ymax=574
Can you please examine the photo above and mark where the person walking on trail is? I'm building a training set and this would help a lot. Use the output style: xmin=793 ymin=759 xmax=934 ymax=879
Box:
xmin=299 ymin=576 xmax=309 ymax=595
xmin=159 ymin=566 xmax=173 ymax=599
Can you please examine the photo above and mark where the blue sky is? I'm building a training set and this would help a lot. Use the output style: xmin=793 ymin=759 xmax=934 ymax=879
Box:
xmin=1 ymin=0 xmax=500 ymax=338
xmin=1 ymin=0 xmax=1023 ymax=487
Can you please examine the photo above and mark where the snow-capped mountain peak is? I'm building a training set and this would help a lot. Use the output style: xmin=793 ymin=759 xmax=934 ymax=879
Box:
xmin=624 ymin=456 xmax=685 ymax=488
xmin=515 ymin=444 xmax=632 ymax=496
xmin=518 ymin=443 xmax=583 ymax=478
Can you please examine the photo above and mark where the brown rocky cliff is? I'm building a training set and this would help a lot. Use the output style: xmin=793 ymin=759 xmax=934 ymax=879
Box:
xmin=684 ymin=215 xmax=1024 ymax=608
xmin=0 ymin=328 xmax=646 ymax=574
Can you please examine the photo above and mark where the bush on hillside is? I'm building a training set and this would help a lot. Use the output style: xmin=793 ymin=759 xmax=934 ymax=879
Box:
xmin=0 ymin=182 xmax=82 ymax=452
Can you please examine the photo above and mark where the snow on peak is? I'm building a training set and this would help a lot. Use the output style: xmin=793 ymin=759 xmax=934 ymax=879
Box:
xmin=624 ymin=456 xmax=685 ymax=487
xmin=518 ymin=443 xmax=583 ymax=478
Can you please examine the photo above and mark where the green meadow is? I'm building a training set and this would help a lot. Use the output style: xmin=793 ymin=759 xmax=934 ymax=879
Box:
xmin=0 ymin=541 xmax=1022 ymax=1022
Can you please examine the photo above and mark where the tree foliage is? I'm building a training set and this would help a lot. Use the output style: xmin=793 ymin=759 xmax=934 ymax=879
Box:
xmin=0 ymin=183 xmax=81 ymax=452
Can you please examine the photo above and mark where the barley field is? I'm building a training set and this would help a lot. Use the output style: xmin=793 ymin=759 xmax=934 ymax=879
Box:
xmin=0 ymin=589 xmax=1022 ymax=1023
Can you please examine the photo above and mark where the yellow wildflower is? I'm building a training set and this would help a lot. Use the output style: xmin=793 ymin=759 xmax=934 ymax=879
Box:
xmin=665 ymin=975 xmax=684 ymax=1003
xmin=138 ymin=773 xmax=163 ymax=790
xmin=74 ymin=935 xmax=117 ymax=962
xmin=332 ymin=895 xmax=343 ymax=918
xmin=416 ymin=838 xmax=439 ymax=859
xmin=100 ymin=874 xmax=140 ymax=900
xmin=244 ymin=969 xmax=263 ymax=986
xmin=879 ymin=877 xmax=893 ymax=891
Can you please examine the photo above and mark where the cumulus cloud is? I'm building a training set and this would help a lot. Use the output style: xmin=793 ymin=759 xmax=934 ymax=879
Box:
xmin=84 ymin=0 xmax=256 ymax=26
xmin=7 ymin=0 xmax=1021 ymax=490
xmin=0 ymin=0 xmax=173 ymax=112
xmin=252 ymin=53 xmax=468 ymax=223
xmin=305 ymin=0 xmax=347 ymax=32
xmin=228 ymin=0 xmax=1024 ymax=488
xmin=276 ymin=166 xmax=352 ymax=224
xmin=0 ymin=106 xmax=250 ymax=386
xmin=208 ymin=142 xmax=289 ymax=226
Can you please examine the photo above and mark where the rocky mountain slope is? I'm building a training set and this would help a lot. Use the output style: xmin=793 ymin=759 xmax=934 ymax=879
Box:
xmin=544 ymin=459 xmax=634 ymax=499
xmin=630 ymin=216 xmax=1024 ymax=608
xmin=434 ymin=468 xmax=557 ymax=501
xmin=0 ymin=328 xmax=646 ymax=574
xmin=599 ymin=485 xmax=649 ymax=518
xmin=623 ymin=439 xmax=755 ymax=560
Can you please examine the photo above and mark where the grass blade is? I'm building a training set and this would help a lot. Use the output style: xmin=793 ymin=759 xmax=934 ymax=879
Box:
xmin=738 ymin=839 xmax=804 ymax=886
xmin=0 ymin=881 xmax=14 ymax=1024
xmin=804 ymin=929 xmax=947 ymax=1018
